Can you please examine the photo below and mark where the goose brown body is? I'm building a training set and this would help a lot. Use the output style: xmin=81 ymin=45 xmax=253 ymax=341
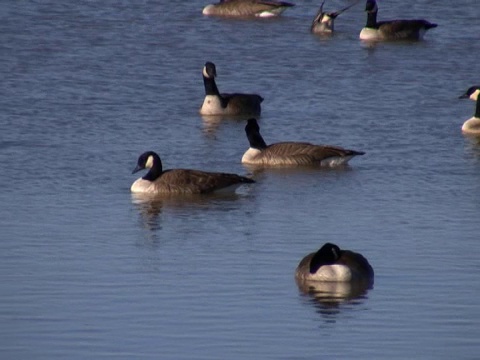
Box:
xmin=203 ymin=0 xmax=295 ymax=18
xmin=200 ymin=62 xmax=263 ymax=116
xmin=131 ymin=151 xmax=255 ymax=195
xmin=242 ymin=118 xmax=364 ymax=167
xmin=359 ymin=0 xmax=437 ymax=41
xmin=459 ymin=86 xmax=480 ymax=136
xmin=295 ymin=243 xmax=374 ymax=284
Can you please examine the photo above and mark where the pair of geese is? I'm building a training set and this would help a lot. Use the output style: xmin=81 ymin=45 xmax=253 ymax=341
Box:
xmin=203 ymin=0 xmax=437 ymax=41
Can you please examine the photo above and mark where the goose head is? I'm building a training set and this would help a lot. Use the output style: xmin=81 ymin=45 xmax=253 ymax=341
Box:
xmin=203 ymin=61 xmax=217 ymax=79
xmin=459 ymin=86 xmax=480 ymax=101
xmin=132 ymin=151 xmax=162 ymax=174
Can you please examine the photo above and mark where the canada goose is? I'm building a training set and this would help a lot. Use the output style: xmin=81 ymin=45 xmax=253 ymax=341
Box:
xmin=200 ymin=62 xmax=264 ymax=117
xmin=131 ymin=151 xmax=255 ymax=195
xmin=311 ymin=0 xmax=359 ymax=35
xmin=242 ymin=118 xmax=365 ymax=167
xmin=459 ymin=86 xmax=480 ymax=136
xmin=359 ymin=0 xmax=437 ymax=41
xmin=295 ymin=243 xmax=374 ymax=284
xmin=202 ymin=0 xmax=295 ymax=18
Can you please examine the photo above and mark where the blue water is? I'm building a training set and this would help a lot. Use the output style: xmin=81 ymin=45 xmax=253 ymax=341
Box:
xmin=1 ymin=0 xmax=480 ymax=359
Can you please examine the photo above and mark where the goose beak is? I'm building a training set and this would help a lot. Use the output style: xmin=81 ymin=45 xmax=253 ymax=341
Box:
xmin=459 ymin=93 xmax=469 ymax=99
xmin=132 ymin=165 xmax=143 ymax=174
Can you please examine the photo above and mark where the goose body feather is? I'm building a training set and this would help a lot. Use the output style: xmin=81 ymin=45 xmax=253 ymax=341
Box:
xmin=359 ymin=0 xmax=437 ymax=41
xmin=131 ymin=151 xmax=254 ymax=195
xmin=201 ymin=93 xmax=263 ymax=116
xmin=295 ymin=243 xmax=374 ymax=284
xmin=200 ymin=62 xmax=263 ymax=116
xmin=203 ymin=0 xmax=295 ymax=17
xmin=242 ymin=119 xmax=364 ymax=167
xmin=459 ymin=86 xmax=480 ymax=136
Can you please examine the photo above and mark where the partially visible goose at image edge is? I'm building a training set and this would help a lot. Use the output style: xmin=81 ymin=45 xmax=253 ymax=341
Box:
xmin=359 ymin=0 xmax=437 ymax=41
xmin=202 ymin=0 xmax=295 ymax=18
xmin=310 ymin=0 xmax=360 ymax=35
xmin=242 ymin=118 xmax=365 ymax=167
xmin=459 ymin=86 xmax=480 ymax=136
xmin=295 ymin=242 xmax=374 ymax=285
xmin=131 ymin=151 xmax=255 ymax=195
xmin=200 ymin=62 xmax=264 ymax=117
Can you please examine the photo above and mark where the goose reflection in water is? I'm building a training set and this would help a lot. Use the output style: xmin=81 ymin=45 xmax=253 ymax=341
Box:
xmin=462 ymin=137 xmax=480 ymax=164
xmin=131 ymin=192 xmax=245 ymax=232
xmin=201 ymin=115 xmax=251 ymax=139
xmin=296 ymin=278 xmax=372 ymax=319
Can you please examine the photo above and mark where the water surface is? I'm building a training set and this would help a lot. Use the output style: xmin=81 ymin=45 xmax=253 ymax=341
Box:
xmin=1 ymin=0 xmax=480 ymax=359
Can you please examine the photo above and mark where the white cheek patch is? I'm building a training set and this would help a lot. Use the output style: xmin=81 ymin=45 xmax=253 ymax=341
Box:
xmin=145 ymin=155 xmax=154 ymax=169
xmin=471 ymin=89 xmax=480 ymax=101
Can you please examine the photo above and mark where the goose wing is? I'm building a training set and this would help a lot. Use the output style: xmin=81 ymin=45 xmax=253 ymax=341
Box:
xmin=378 ymin=19 xmax=436 ymax=39
xmin=159 ymin=169 xmax=253 ymax=194
xmin=339 ymin=250 xmax=374 ymax=281
xmin=220 ymin=92 xmax=264 ymax=113
xmin=256 ymin=142 xmax=364 ymax=165
xmin=265 ymin=142 xmax=361 ymax=164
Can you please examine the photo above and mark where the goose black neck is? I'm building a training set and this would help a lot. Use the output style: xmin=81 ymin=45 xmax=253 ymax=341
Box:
xmin=475 ymin=97 xmax=480 ymax=118
xmin=365 ymin=11 xmax=378 ymax=28
xmin=247 ymin=129 xmax=267 ymax=150
xmin=143 ymin=158 xmax=163 ymax=182
xmin=203 ymin=75 xmax=220 ymax=96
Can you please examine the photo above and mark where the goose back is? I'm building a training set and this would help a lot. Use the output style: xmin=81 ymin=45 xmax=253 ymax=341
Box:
xmin=203 ymin=0 xmax=295 ymax=17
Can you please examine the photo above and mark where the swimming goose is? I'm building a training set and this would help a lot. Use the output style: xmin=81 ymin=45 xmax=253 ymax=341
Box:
xmin=203 ymin=0 xmax=295 ymax=18
xmin=131 ymin=151 xmax=255 ymax=195
xmin=311 ymin=0 xmax=359 ymax=35
xmin=359 ymin=0 xmax=437 ymax=41
xmin=295 ymin=243 xmax=374 ymax=284
xmin=200 ymin=62 xmax=264 ymax=117
xmin=459 ymin=86 xmax=480 ymax=136
xmin=242 ymin=118 xmax=365 ymax=167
